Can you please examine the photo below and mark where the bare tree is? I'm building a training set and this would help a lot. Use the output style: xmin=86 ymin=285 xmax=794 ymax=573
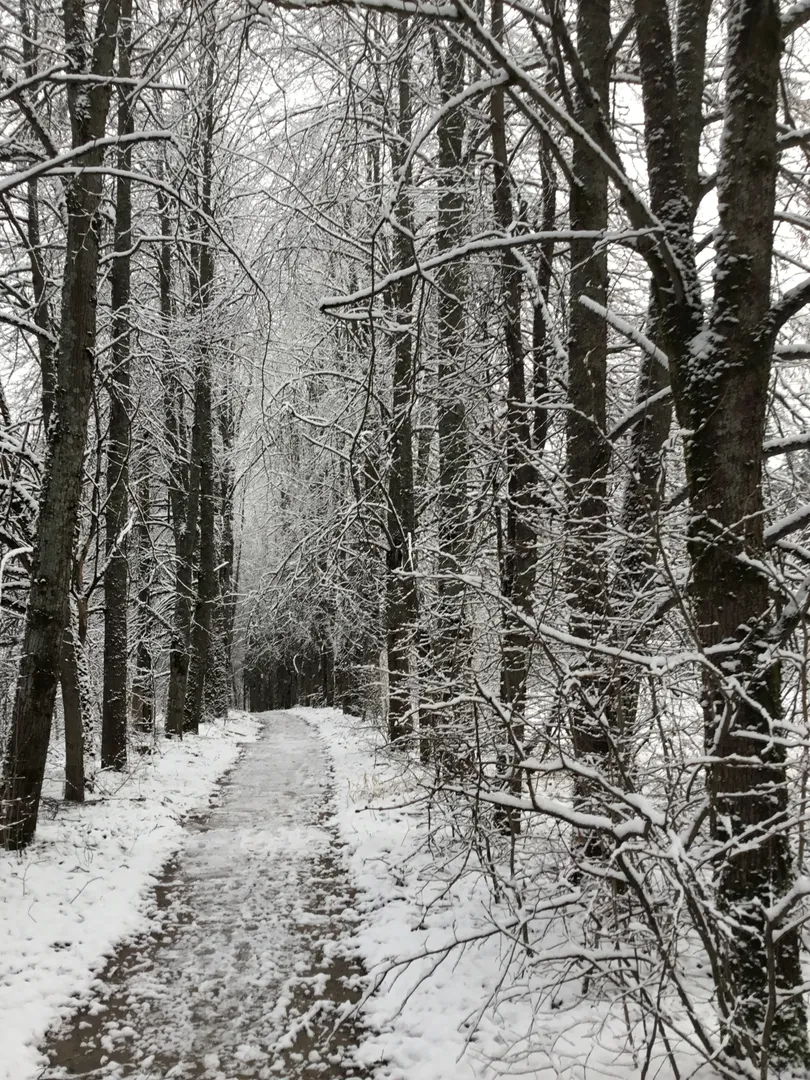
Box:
xmin=2 ymin=0 xmax=122 ymax=848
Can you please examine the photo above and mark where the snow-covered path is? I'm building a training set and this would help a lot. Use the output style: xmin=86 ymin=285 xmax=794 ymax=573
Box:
xmin=44 ymin=711 xmax=370 ymax=1080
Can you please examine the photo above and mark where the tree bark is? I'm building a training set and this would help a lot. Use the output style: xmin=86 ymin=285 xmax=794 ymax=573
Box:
xmin=60 ymin=615 xmax=85 ymax=802
xmin=688 ymin=4 xmax=805 ymax=1064
xmin=131 ymin=467 xmax=154 ymax=738
xmin=386 ymin=15 xmax=419 ymax=745
xmin=101 ymin=0 xmax=133 ymax=771
xmin=565 ymin=0 xmax=611 ymax=835
xmin=207 ymin=397 xmax=237 ymax=721
xmin=183 ymin=38 xmax=218 ymax=735
xmin=491 ymin=0 xmax=537 ymax=833
xmin=422 ymin=29 xmax=471 ymax=768
xmin=634 ymin=0 xmax=808 ymax=1063
xmin=165 ymin=362 xmax=202 ymax=738
xmin=607 ymin=0 xmax=708 ymax=755
xmin=161 ymin=178 xmax=201 ymax=739
xmin=184 ymin=347 xmax=215 ymax=733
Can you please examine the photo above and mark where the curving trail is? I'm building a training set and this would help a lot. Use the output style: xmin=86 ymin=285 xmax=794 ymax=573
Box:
xmin=44 ymin=711 xmax=372 ymax=1080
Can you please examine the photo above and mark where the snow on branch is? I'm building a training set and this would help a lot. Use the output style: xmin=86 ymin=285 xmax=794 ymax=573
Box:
xmin=765 ymin=505 xmax=810 ymax=546
xmin=0 ymin=309 xmax=58 ymax=345
xmin=245 ymin=0 xmax=460 ymax=19
xmin=764 ymin=432 xmax=810 ymax=457
xmin=447 ymin=784 xmax=651 ymax=839
xmin=768 ymin=275 xmax=810 ymax=331
xmin=0 ymin=130 xmax=173 ymax=197
xmin=321 ymin=230 xmax=655 ymax=311
xmin=782 ymin=0 xmax=810 ymax=37
xmin=578 ymin=295 xmax=669 ymax=371
xmin=608 ymin=387 xmax=673 ymax=442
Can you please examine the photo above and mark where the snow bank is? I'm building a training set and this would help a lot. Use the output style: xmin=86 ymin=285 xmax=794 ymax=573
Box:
xmin=299 ymin=706 xmax=510 ymax=1080
xmin=0 ymin=713 xmax=260 ymax=1080
xmin=299 ymin=707 xmax=711 ymax=1080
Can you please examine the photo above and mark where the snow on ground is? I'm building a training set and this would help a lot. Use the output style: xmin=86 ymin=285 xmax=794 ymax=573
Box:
xmin=0 ymin=713 xmax=260 ymax=1080
xmin=301 ymin=705 xmax=526 ymax=1080
xmin=299 ymin=707 xmax=714 ymax=1080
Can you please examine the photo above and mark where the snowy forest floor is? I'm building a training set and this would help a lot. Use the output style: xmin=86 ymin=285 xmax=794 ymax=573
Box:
xmin=3 ymin=708 xmax=714 ymax=1080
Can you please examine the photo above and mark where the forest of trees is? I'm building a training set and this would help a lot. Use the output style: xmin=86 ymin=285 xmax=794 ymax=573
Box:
xmin=3 ymin=0 xmax=810 ymax=1075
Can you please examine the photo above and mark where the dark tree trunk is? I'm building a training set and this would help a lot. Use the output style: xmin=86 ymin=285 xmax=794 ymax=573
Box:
xmin=184 ymin=41 xmax=217 ymax=735
xmin=609 ymin=333 xmax=671 ymax=758
xmin=423 ymin=29 xmax=472 ymax=770
xmin=60 ymin=615 xmax=85 ymax=802
xmin=131 ymin=468 xmax=154 ymax=738
xmin=1 ymin=0 xmax=121 ymax=849
xmin=532 ymin=131 xmax=555 ymax=458
xmin=161 ymin=179 xmax=201 ymax=739
xmin=20 ymin=4 xmax=56 ymax=428
xmin=184 ymin=347 xmax=215 ymax=734
xmin=101 ymin=0 xmax=133 ymax=771
xmin=634 ymin=0 xmax=808 ymax=1063
xmin=688 ymin=7 xmax=805 ymax=1064
xmin=607 ymin=0 xmax=707 ymax=759
xmin=166 ymin=364 xmax=203 ymax=737
xmin=386 ymin=15 xmax=419 ymax=744
xmin=206 ymin=398 xmax=237 ymax=721
xmin=491 ymin=0 xmax=537 ymax=833
xmin=565 ymin=0 xmax=611 ymax=833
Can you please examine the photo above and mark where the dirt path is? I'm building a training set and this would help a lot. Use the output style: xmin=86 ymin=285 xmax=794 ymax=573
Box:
xmin=42 ymin=711 xmax=374 ymax=1080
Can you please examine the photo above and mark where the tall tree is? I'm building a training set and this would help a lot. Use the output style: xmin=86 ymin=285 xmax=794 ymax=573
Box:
xmin=130 ymin=459 xmax=154 ymax=738
xmin=491 ymin=0 xmax=537 ymax=831
xmin=564 ymin=0 xmax=612 ymax=836
xmin=423 ymin=27 xmax=472 ymax=770
xmin=634 ymin=0 xmax=809 ymax=1062
xmin=385 ymin=15 xmax=419 ymax=743
xmin=1 ymin=0 xmax=122 ymax=848
xmin=184 ymin=29 xmax=219 ymax=735
xmin=101 ymin=0 xmax=134 ymax=771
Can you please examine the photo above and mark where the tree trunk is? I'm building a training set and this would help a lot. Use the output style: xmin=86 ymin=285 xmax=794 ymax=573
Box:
xmin=101 ymin=0 xmax=133 ymax=771
xmin=207 ymin=399 xmax=237 ymax=721
xmin=634 ymin=0 xmax=808 ymax=1062
xmin=565 ymin=0 xmax=611 ymax=839
xmin=686 ymin=6 xmax=805 ymax=1063
xmin=386 ymin=14 xmax=419 ymax=745
xmin=608 ymin=333 xmax=671 ymax=761
xmin=491 ymin=0 xmax=537 ymax=833
xmin=1 ymin=0 xmax=121 ymax=849
xmin=423 ymin=29 xmax=471 ymax=771
xmin=60 ymin=616 xmax=84 ymax=802
xmin=184 ymin=347 xmax=215 ymax=733
xmin=183 ymin=39 xmax=217 ymax=735
xmin=607 ymin=0 xmax=707 ymax=765
xmin=131 ymin=468 xmax=154 ymax=738
xmin=20 ymin=3 xmax=56 ymax=428
xmin=165 ymin=365 xmax=203 ymax=737
xmin=160 ymin=177 xmax=201 ymax=739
